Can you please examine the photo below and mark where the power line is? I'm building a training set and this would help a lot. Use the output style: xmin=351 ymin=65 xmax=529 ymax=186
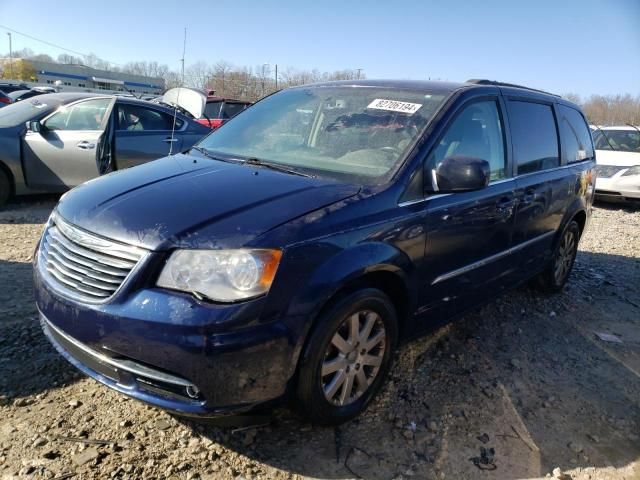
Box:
xmin=0 ymin=24 xmax=124 ymax=67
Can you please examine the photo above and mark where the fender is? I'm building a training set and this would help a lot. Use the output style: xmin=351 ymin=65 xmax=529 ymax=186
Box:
xmin=0 ymin=132 xmax=23 ymax=194
xmin=284 ymin=241 xmax=416 ymax=371
xmin=554 ymin=164 xmax=593 ymax=249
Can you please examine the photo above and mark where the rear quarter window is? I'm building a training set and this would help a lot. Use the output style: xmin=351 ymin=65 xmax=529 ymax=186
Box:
xmin=508 ymin=100 xmax=559 ymax=175
xmin=557 ymin=105 xmax=594 ymax=163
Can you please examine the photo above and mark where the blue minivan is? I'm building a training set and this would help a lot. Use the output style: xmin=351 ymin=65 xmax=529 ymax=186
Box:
xmin=34 ymin=79 xmax=595 ymax=425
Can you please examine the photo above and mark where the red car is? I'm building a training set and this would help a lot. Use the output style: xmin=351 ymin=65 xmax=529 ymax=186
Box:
xmin=197 ymin=97 xmax=251 ymax=129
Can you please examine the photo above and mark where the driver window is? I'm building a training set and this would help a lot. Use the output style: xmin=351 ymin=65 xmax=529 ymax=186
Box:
xmin=45 ymin=98 xmax=111 ymax=131
xmin=427 ymin=100 xmax=506 ymax=182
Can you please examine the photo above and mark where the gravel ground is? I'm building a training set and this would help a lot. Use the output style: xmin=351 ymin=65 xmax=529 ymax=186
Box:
xmin=0 ymin=196 xmax=639 ymax=480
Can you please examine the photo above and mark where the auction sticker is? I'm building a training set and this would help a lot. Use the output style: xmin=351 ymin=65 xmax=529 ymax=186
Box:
xmin=367 ymin=99 xmax=422 ymax=114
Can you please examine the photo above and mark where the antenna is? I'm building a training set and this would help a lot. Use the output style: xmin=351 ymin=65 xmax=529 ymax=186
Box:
xmin=180 ymin=27 xmax=187 ymax=86
xmin=169 ymin=27 xmax=187 ymax=156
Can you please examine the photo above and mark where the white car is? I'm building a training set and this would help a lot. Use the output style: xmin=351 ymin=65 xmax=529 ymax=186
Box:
xmin=592 ymin=126 xmax=640 ymax=203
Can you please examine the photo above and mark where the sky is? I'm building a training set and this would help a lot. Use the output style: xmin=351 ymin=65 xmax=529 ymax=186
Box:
xmin=0 ymin=0 xmax=638 ymax=97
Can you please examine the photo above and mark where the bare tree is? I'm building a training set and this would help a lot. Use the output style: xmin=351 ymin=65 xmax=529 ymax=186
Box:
xmin=564 ymin=92 xmax=640 ymax=125
xmin=162 ymin=70 xmax=183 ymax=89
xmin=184 ymin=61 xmax=212 ymax=89
xmin=57 ymin=53 xmax=82 ymax=65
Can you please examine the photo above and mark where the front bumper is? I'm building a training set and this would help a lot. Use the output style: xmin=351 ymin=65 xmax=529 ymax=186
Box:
xmin=595 ymin=174 xmax=640 ymax=201
xmin=34 ymin=259 xmax=297 ymax=417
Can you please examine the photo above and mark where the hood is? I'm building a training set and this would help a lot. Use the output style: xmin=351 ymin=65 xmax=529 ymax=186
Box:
xmin=55 ymin=153 xmax=360 ymax=251
xmin=595 ymin=149 xmax=640 ymax=167
xmin=160 ymin=88 xmax=206 ymax=118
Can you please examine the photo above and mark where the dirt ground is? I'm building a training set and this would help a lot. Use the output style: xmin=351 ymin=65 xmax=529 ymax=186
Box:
xmin=0 ymin=196 xmax=638 ymax=480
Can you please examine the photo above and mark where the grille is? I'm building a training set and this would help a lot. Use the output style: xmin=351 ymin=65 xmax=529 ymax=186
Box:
xmin=39 ymin=215 xmax=146 ymax=301
xmin=595 ymin=165 xmax=626 ymax=178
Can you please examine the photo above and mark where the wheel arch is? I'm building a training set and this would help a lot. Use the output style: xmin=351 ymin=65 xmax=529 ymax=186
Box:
xmin=572 ymin=209 xmax=587 ymax=237
xmin=555 ymin=197 xmax=588 ymax=248
xmin=285 ymin=242 xmax=415 ymax=384
xmin=0 ymin=159 xmax=15 ymax=197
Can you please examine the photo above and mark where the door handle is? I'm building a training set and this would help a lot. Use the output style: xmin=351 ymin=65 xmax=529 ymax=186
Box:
xmin=163 ymin=137 xmax=179 ymax=143
xmin=496 ymin=197 xmax=516 ymax=210
xmin=521 ymin=187 xmax=536 ymax=206
xmin=496 ymin=197 xmax=516 ymax=215
xmin=76 ymin=141 xmax=96 ymax=150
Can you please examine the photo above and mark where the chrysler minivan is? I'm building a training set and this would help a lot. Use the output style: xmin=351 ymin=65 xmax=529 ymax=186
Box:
xmin=34 ymin=79 xmax=595 ymax=425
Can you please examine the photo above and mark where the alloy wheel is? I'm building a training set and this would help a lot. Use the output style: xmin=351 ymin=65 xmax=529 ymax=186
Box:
xmin=321 ymin=310 xmax=386 ymax=406
xmin=554 ymin=229 xmax=576 ymax=284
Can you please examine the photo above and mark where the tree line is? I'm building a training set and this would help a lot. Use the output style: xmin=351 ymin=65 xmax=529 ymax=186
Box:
xmin=563 ymin=93 xmax=639 ymax=126
xmin=2 ymin=48 xmax=638 ymax=120
xmin=0 ymin=48 xmax=364 ymax=101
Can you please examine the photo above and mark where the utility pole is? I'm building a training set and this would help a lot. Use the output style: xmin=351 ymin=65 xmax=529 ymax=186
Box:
xmin=7 ymin=33 xmax=13 ymax=79
xmin=180 ymin=27 xmax=187 ymax=86
xmin=356 ymin=68 xmax=363 ymax=80
xmin=261 ymin=63 xmax=269 ymax=96
xmin=275 ymin=64 xmax=278 ymax=90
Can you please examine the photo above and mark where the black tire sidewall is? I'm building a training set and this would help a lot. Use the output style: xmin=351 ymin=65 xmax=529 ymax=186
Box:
xmin=549 ymin=221 xmax=580 ymax=289
xmin=0 ymin=169 xmax=10 ymax=207
xmin=296 ymin=288 xmax=398 ymax=425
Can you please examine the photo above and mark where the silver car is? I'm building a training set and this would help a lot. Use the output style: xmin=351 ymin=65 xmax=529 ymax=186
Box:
xmin=0 ymin=92 xmax=211 ymax=206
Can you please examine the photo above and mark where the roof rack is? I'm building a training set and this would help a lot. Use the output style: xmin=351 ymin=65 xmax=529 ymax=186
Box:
xmin=466 ymin=79 xmax=560 ymax=97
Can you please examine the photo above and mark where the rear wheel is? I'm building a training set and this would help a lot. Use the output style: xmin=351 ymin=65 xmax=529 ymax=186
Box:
xmin=296 ymin=289 xmax=398 ymax=425
xmin=0 ymin=168 xmax=11 ymax=207
xmin=536 ymin=221 xmax=580 ymax=292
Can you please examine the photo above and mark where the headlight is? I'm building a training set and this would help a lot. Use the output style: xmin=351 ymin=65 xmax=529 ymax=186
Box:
xmin=157 ymin=249 xmax=282 ymax=302
xmin=622 ymin=165 xmax=640 ymax=176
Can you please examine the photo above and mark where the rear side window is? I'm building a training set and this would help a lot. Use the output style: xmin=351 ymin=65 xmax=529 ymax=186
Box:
xmin=116 ymin=104 xmax=183 ymax=131
xmin=508 ymin=101 xmax=559 ymax=174
xmin=557 ymin=105 xmax=594 ymax=162
xmin=221 ymin=102 xmax=247 ymax=119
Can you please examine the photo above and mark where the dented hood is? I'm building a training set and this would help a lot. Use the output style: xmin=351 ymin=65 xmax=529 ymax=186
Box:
xmin=55 ymin=153 xmax=360 ymax=251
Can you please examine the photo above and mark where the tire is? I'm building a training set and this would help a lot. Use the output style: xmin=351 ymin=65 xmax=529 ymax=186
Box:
xmin=535 ymin=220 xmax=580 ymax=293
xmin=295 ymin=288 xmax=398 ymax=425
xmin=0 ymin=168 xmax=11 ymax=207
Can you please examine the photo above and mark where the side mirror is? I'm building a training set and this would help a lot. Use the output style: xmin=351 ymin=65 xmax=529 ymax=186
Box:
xmin=26 ymin=120 xmax=43 ymax=133
xmin=434 ymin=156 xmax=490 ymax=192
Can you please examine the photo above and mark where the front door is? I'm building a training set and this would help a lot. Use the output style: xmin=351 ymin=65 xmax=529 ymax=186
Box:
xmin=418 ymin=98 xmax=518 ymax=325
xmin=114 ymin=103 xmax=184 ymax=169
xmin=23 ymin=98 xmax=113 ymax=188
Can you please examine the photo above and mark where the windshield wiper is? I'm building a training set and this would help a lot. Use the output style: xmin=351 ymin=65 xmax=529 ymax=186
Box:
xmin=191 ymin=148 xmax=313 ymax=177
xmin=626 ymin=123 xmax=640 ymax=136
xmin=190 ymin=146 xmax=242 ymax=164
xmin=594 ymin=126 xmax=616 ymax=151
xmin=242 ymin=157 xmax=314 ymax=178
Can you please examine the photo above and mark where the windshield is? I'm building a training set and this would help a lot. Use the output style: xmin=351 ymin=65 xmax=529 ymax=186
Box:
xmin=0 ymin=96 xmax=59 ymax=127
xmin=197 ymin=86 xmax=448 ymax=183
xmin=593 ymin=129 xmax=640 ymax=152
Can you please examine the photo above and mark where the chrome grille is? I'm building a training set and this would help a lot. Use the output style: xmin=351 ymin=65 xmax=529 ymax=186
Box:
xmin=39 ymin=215 xmax=146 ymax=301
xmin=595 ymin=165 xmax=626 ymax=178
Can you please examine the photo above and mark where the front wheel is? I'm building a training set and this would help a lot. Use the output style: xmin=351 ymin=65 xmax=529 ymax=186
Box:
xmin=295 ymin=288 xmax=398 ymax=425
xmin=536 ymin=221 xmax=580 ymax=292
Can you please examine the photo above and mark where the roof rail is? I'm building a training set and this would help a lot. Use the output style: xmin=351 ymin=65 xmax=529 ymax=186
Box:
xmin=465 ymin=79 xmax=560 ymax=97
